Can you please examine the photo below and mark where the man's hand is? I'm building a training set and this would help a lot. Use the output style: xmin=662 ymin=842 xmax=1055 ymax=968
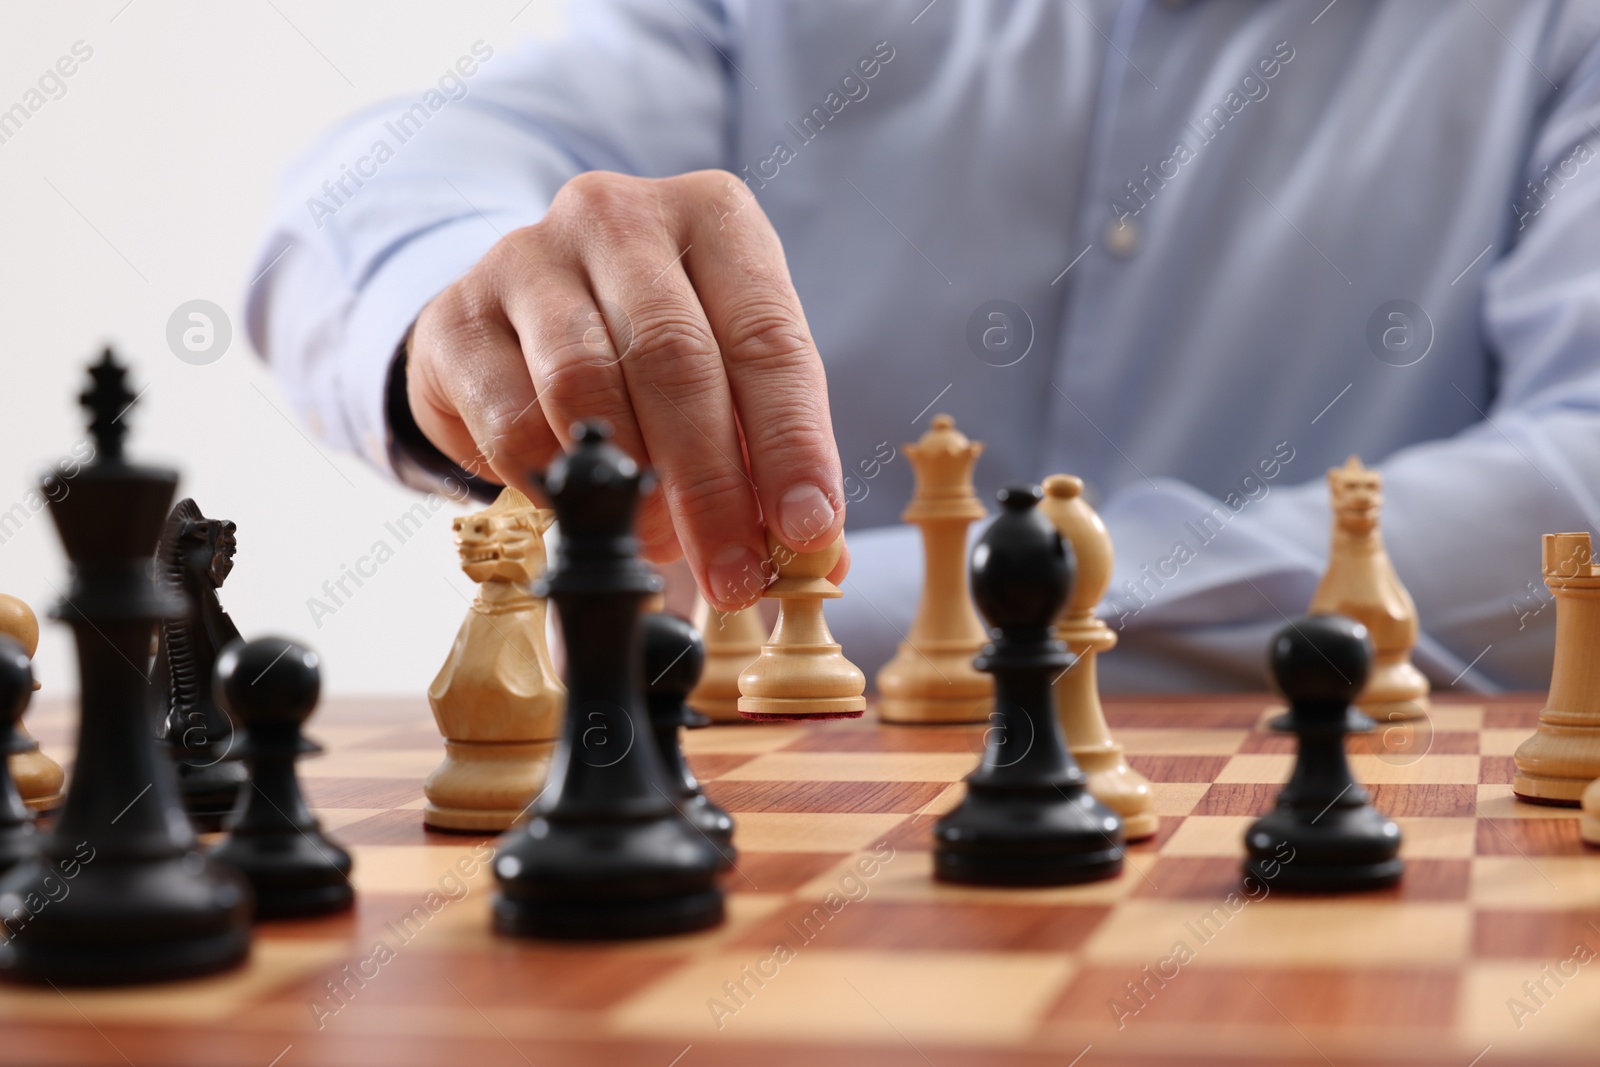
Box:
xmin=407 ymin=169 xmax=847 ymax=610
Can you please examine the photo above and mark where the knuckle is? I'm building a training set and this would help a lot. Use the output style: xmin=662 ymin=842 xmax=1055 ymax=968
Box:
xmin=553 ymin=170 xmax=646 ymax=227
xmin=748 ymin=398 xmax=836 ymax=465
xmin=467 ymin=402 xmax=549 ymax=474
xmin=538 ymin=354 xmax=624 ymax=413
xmin=413 ymin=281 xmax=500 ymax=369
xmin=481 ymin=225 xmax=544 ymax=280
xmin=629 ymin=312 xmax=719 ymax=367
xmin=667 ymin=465 xmax=755 ymax=524
xmin=720 ymin=303 xmax=814 ymax=368
xmin=673 ymin=168 xmax=740 ymax=200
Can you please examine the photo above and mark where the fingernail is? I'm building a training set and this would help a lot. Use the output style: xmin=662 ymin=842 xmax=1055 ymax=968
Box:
xmin=779 ymin=482 xmax=836 ymax=545
xmin=708 ymin=544 xmax=765 ymax=609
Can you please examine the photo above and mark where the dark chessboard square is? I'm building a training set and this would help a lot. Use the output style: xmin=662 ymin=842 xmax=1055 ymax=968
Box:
xmin=1131 ymin=857 xmax=1469 ymax=902
xmin=1365 ymin=784 xmax=1478 ymax=818
xmin=1476 ymin=818 xmax=1588 ymax=856
xmin=1046 ymin=964 xmax=1459 ymax=1029
xmin=1238 ymin=732 xmax=1298 ymax=754
xmin=1479 ymin=755 xmax=1517 ymax=784
xmin=878 ymin=812 xmax=938 ymax=853
xmin=271 ymin=943 xmax=691 ymax=1012
xmin=1126 ymin=755 xmax=1230 ymax=783
xmin=718 ymin=851 xmax=852 ymax=894
xmin=1193 ymin=784 xmax=1279 ymax=817
xmin=728 ymin=899 xmax=1113 ymax=953
xmin=334 ymin=809 xmax=495 ymax=847
xmin=1483 ymin=703 xmax=1544 ymax=729
xmin=305 ymin=777 xmax=433 ymax=809
xmin=1474 ymin=910 xmax=1600 ymax=958
xmin=1347 ymin=730 xmax=1479 ymax=756
xmin=686 ymin=752 xmax=763 ymax=780
xmin=705 ymin=779 xmax=949 ymax=815
xmin=778 ymin=725 xmax=980 ymax=753
xmin=1105 ymin=700 xmax=1268 ymax=729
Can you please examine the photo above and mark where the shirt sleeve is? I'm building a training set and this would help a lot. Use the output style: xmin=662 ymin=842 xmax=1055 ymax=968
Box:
xmin=242 ymin=0 xmax=737 ymax=491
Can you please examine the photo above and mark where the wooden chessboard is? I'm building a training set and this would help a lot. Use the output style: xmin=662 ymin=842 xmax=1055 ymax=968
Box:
xmin=5 ymin=694 xmax=1599 ymax=1067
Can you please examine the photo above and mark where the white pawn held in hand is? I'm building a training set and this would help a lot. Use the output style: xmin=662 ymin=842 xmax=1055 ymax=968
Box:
xmin=738 ymin=533 xmax=866 ymax=722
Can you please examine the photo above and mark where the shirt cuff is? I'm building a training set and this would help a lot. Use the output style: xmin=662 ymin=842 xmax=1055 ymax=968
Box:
xmin=384 ymin=336 xmax=504 ymax=504
xmin=341 ymin=217 xmax=504 ymax=483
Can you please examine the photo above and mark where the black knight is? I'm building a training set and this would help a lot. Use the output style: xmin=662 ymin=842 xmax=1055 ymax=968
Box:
xmin=156 ymin=499 xmax=248 ymax=830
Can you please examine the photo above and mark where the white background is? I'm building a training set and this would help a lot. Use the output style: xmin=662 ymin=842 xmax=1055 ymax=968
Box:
xmin=0 ymin=0 xmax=567 ymax=695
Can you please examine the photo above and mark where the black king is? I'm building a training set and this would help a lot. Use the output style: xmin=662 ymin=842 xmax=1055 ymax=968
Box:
xmin=0 ymin=351 xmax=252 ymax=984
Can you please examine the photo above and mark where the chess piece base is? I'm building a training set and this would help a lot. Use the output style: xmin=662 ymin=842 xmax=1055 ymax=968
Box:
xmin=1244 ymin=854 xmax=1403 ymax=893
xmin=739 ymin=695 xmax=865 ymax=721
xmin=425 ymin=803 xmax=528 ymax=833
xmin=1244 ymin=806 xmax=1402 ymax=893
xmin=677 ymin=793 xmax=737 ymax=868
xmin=209 ymin=835 xmax=353 ymax=919
xmin=686 ymin=694 xmax=747 ymax=723
xmin=1360 ymin=695 xmax=1428 ymax=723
xmin=1511 ymin=773 xmax=1586 ymax=806
xmin=423 ymin=740 xmax=554 ymax=833
xmin=1359 ymin=657 xmax=1429 ymax=721
xmin=0 ymin=853 xmax=251 ymax=985
xmin=1581 ymin=778 xmax=1600 ymax=844
xmin=1079 ymin=754 xmax=1158 ymax=842
xmin=493 ymin=815 xmax=725 ymax=940
xmin=10 ymin=745 xmax=64 ymax=813
xmin=934 ymin=787 xmax=1124 ymax=886
xmin=494 ymin=886 xmax=724 ymax=940
xmin=1512 ymin=724 xmax=1600 ymax=806
xmin=1269 ymin=707 xmax=1377 ymax=734
xmin=175 ymin=759 xmax=248 ymax=832
xmin=876 ymin=643 xmax=992 ymax=725
xmin=22 ymin=792 xmax=62 ymax=814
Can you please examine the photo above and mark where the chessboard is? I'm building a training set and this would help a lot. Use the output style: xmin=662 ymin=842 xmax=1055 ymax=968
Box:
xmin=4 ymin=693 xmax=1597 ymax=1067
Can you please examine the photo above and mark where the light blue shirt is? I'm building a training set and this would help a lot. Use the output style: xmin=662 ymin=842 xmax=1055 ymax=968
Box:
xmin=246 ymin=0 xmax=1600 ymax=692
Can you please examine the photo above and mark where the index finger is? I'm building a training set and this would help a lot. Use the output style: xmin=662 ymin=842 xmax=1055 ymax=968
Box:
xmin=679 ymin=172 xmax=846 ymax=553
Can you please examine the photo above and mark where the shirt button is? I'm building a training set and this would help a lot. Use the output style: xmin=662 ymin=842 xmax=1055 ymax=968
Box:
xmin=1104 ymin=219 xmax=1140 ymax=258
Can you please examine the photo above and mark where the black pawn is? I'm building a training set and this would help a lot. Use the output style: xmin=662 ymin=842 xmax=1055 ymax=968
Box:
xmin=492 ymin=423 xmax=724 ymax=939
xmin=934 ymin=484 xmax=1125 ymax=886
xmin=1244 ymin=614 xmax=1403 ymax=892
xmin=643 ymin=611 xmax=736 ymax=869
xmin=209 ymin=638 xmax=353 ymax=918
xmin=0 ymin=350 xmax=251 ymax=984
xmin=0 ymin=639 xmax=37 ymax=876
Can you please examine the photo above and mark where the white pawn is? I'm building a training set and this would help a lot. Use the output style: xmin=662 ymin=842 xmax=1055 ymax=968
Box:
xmin=738 ymin=533 xmax=866 ymax=721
